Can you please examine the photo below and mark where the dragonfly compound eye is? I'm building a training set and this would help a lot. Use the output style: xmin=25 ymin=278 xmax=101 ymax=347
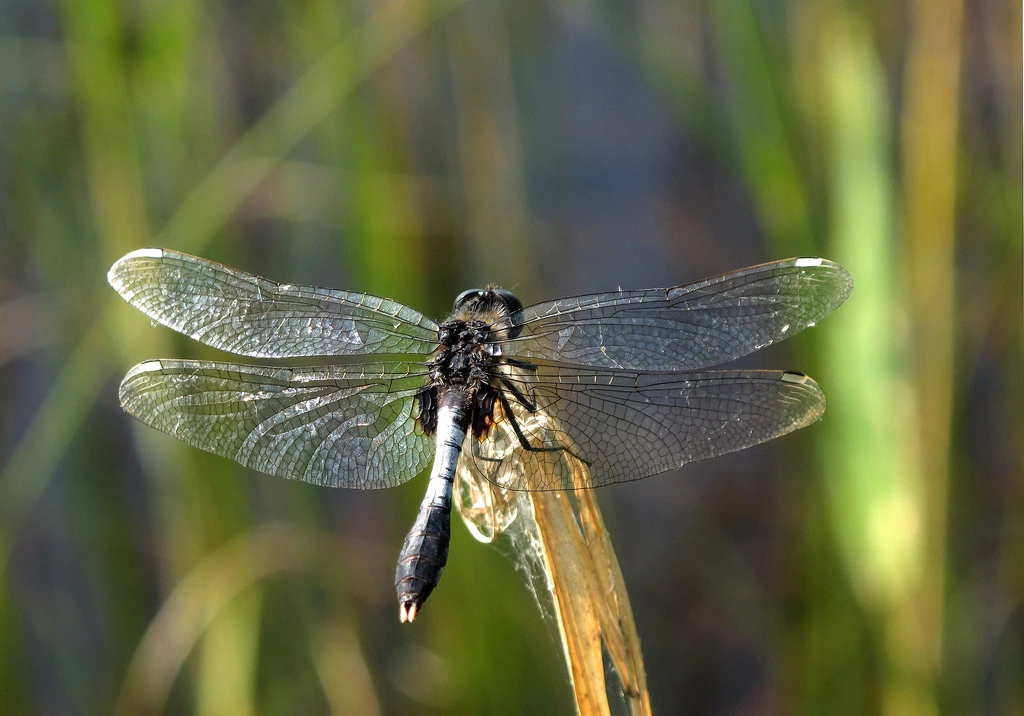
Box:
xmin=493 ymin=289 xmax=522 ymax=315
xmin=453 ymin=289 xmax=484 ymax=311
xmin=489 ymin=290 xmax=523 ymax=338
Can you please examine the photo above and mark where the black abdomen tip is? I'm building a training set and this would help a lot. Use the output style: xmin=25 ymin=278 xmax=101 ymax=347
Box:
xmin=395 ymin=503 xmax=451 ymax=622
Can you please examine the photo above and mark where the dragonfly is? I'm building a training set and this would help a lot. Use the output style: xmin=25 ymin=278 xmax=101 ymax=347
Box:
xmin=108 ymin=249 xmax=852 ymax=622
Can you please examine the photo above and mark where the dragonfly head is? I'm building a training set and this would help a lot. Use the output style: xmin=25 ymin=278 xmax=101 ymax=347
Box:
xmin=452 ymin=288 xmax=523 ymax=338
xmin=453 ymin=287 xmax=522 ymax=314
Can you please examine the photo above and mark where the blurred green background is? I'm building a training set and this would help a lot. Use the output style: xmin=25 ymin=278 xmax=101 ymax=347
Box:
xmin=1 ymin=0 xmax=1020 ymax=713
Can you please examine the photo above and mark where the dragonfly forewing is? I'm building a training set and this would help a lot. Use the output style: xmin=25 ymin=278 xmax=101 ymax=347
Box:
xmin=504 ymin=257 xmax=852 ymax=371
xmin=108 ymin=249 xmax=440 ymax=358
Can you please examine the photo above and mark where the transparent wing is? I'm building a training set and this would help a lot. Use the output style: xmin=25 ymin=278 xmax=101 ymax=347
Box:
xmin=503 ymin=258 xmax=852 ymax=371
xmin=119 ymin=359 xmax=434 ymax=489
xmin=470 ymin=366 xmax=826 ymax=491
xmin=455 ymin=452 xmax=519 ymax=543
xmin=108 ymin=249 xmax=440 ymax=358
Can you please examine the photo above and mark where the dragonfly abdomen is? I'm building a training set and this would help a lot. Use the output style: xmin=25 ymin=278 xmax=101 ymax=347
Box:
xmin=396 ymin=393 xmax=470 ymax=622
xmin=395 ymin=502 xmax=451 ymax=622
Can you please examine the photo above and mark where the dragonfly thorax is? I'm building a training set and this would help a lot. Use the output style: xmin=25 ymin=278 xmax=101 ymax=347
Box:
xmin=434 ymin=317 xmax=501 ymax=374
xmin=414 ymin=308 xmax=519 ymax=441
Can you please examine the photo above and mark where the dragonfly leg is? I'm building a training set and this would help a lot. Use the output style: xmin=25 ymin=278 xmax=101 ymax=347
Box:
xmin=499 ymin=376 xmax=539 ymax=412
xmin=496 ymin=390 xmax=591 ymax=466
xmin=503 ymin=357 xmax=538 ymax=372
xmin=470 ymin=438 xmax=502 ymax=464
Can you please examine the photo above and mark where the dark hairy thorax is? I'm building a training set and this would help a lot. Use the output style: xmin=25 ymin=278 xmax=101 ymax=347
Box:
xmin=414 ymin=289 xmax=522 ymax=440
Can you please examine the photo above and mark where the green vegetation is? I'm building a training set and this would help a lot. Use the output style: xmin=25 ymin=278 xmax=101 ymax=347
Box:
xmin=0 ymin=0 xmax=1019 ymax=713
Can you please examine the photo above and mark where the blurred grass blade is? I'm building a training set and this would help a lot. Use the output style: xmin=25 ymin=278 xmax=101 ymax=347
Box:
xmin=899 ymin=0 xmax=965 ymax=710
xmin=196 ymin=588 xmax=262 ymax=716
xmin=821 ymin=5 xmax=916 ymax=614
xmin=311 ymin=623 xmax=383 ymax=716
xmin=115 ymin=524 xmax=318 ymax=716
xmin=0 ymin=318 xmax=110 ymax=574
xmin=709 ymin=0 xmax=813 ymax=252
xmin=820 ymin=7 xmax=946 ymax=716
xmin=158 ymin=0 xmax=471 ymax=254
